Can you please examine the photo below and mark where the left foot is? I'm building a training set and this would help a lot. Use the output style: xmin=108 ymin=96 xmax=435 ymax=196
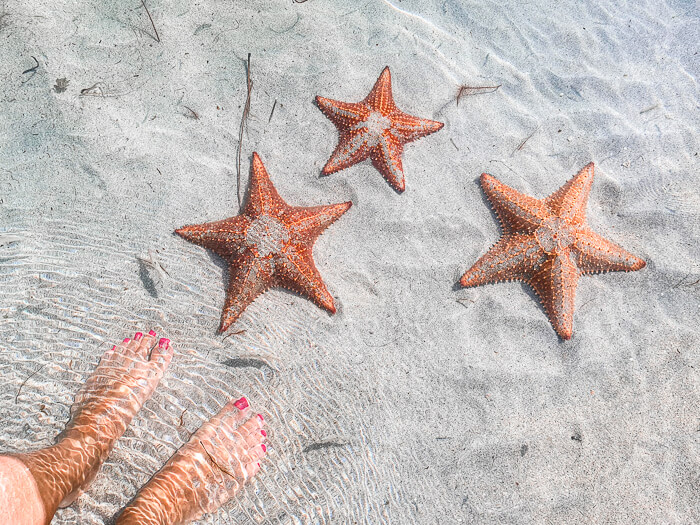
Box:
xmin=14 ymin=331 xmax=173 ymax=518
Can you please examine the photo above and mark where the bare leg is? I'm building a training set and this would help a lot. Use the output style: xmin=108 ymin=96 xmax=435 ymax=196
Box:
xmin=116 ymin=396 xmax=268 ymax=525
xmin=0 ymin=331 xmax=173 ymax=525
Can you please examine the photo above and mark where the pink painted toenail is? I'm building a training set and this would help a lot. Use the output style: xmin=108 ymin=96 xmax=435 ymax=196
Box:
xmin=257 ymin=413 xmax=264 ymax=422
xmin=261 ymin=429 xmax=267 ymax=437
xmin=233 ymin=397 xmax=248 ymax=410
xmin=257 ymin=462 xmax=261 ymax=468
xmin=158 ymin=338 xmax=170 ymax=347
xmin=148 ymin=330 xmax=157 ymax=337
xmin=123 ymin=338 xmax=130 ymax=343
xmin=261 ymin=444 xmax=267 ymax=453
xmin=134 ymin=332 xmax=143 ymax=341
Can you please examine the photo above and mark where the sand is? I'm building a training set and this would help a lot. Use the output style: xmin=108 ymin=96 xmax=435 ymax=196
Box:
xmin=0 ymin=0 xmax=698 ymax=523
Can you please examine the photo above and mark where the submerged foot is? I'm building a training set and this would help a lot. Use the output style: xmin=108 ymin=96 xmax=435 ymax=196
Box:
xmin=116 ymin=396 xmax=268 ymax=525
xmin=15 ymin=331 xmax=173 ymax=517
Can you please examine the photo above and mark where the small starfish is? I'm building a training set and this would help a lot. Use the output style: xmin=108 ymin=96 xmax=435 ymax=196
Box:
xmin=459 ymin=163 xmax=645 ymax=340
xmin=176 ymin=153 xmax=352 ymax=332
xmin=316 ymin=66 xmax=443 ymax=192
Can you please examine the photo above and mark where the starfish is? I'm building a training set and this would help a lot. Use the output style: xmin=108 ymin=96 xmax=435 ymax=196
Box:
xmin=176 ymin=152 xmax=352 ymax=332
xmin=315 ymin=66 xmax=443 ymax=192
xmin=459 ymin=163 xmax=645 ymax=340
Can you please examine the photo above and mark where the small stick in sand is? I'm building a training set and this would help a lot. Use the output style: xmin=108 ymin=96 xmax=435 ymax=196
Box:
xmin=140 ymin=0 xmax=161 ymax=43
xmin=183 ymin=105 xmax=199 ymax=119
xmin=21 ymin=56 xmax=39 ymax=83
xmin=237 ymin=53 xmax=253 ymax=207
xmin=268 ymin=99 xmax=277 ymax=123
xmin=456 ymin=84 xmax=501 ymax=106
xmin=15 ymin=364 xmax=45 ymax=403
xmin=512 ymin=127 xmax=539 ymax=155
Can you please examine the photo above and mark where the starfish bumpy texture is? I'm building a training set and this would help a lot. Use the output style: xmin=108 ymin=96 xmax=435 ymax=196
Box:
xmin=316 ymin=66 xmax=443 ymax=192
xmin=459 ymin=163 xmax=645 ymax=340
xmin=176 ymin=153 xmax=352 ymax=332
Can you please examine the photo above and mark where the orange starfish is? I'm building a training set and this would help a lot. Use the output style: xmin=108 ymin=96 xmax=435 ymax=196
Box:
xmin=459 ymin=163 xmax=645 ymax=340
xmin=316 ymin=66 xmax=443 ymax=192
xmin=176 ymin=152 xmax=352 ymax=332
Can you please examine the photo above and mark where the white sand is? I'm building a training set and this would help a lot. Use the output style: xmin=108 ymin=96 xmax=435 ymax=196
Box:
xmin=0 ymin=0 xmax=698 ymax=523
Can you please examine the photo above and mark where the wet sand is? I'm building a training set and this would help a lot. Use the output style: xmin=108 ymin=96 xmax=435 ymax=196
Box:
xmin=0 ymin=0 xmax=698 ymax=523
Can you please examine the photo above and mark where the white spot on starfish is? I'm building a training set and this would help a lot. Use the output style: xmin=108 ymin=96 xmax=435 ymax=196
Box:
xmin=245 ymin=216 xmax=289 ymax=256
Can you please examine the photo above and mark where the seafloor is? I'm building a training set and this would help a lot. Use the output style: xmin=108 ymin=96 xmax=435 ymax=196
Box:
xmin=0 ymin=0 xmax=698 ymax=524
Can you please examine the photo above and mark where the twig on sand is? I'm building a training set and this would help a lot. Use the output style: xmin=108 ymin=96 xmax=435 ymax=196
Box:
xmin=183 ymin=105 xmax=199 ymax=119
xmin=137 ymin=249 xmax=171 ymax=280
xmin=22 ymin=56 xmax=39 ymax=83
xmin=512 ymin=127 xmax=539 ymax=155
xmin=456 ymin=84 xmax=501 ymax=106
xmin=237 ymin=53 xmax=253 ymax=207
xmin=140 ymin=0 xmax=160 ymax=43
xmin=268 ymin=99 xmax=277 ymax=123
xmin=16 ymin=364 xmax=45 ymax=403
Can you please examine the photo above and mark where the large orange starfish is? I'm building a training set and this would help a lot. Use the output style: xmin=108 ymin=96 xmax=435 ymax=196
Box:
xmin=316 ymin=66 xmax=443 ymax=192
xmin=176 ymin=153 xmax=352 ymax=332
xmin=459 ymin=163 xmax=645 ymax=340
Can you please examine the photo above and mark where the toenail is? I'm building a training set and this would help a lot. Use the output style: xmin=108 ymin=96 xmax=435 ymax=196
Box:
xmin=134 ymin=332 xmax=143 ymax=341
xmin=257 ymin=462 xmax=261 ymax=468
xmin=257 ymin=413 xmax=264 ymax=423
xmin=158 ymin=338 xmax=170 ymax=347
xmin=261 ymin=444 xmax=267 ymax=453
xmin=148 ymin=329 xmax=157 ymax=337
xmin=260 ymin=429 xmax=267 ymax=437
xmin=123 ymin=338 xmax=130 ymax=343
xmin=233 ymin=396 xmax=249 ymax=410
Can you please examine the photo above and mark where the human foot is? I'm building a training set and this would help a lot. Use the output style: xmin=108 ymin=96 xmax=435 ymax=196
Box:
xmin=115 ymin=396 xmax=268 ymax=525
xmin=15 ymin=331 xmax=173 ymax=518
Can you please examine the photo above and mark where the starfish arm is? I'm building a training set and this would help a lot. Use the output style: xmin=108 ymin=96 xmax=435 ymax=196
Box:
xmin=321 ymin=130 xmax=373 ymax=175
xmin=175 ymin=216 xmax=249 ymax=259
xmin=390 ymin=112 xmax=444 ymax=143
xmin=459 ymin=234 xmax=545 ymax=287
xmin=284 ymin=202 xmax=352 ymax=241
xmin=370 ymin=133 xmax=406 ymax=192
xmin=545 ymin=162 xmax=594 ymax=226
xmin=480 ymin=173 xmax=550 ymax=233
xmin=315 ymin=96 xmax=366 ymax=129
xmin=363 ymin=66 xmax=396 ymax=113
xmin=529 ymin=250 xmax=579 ymax=340
xmin=573 ymin=229 xmax=646 ymax=274
xmin=243 ymin=153 xmax=289 ymax=217
xmin=275 ymin=247 xmax=336 ymax=313
xmin=219 ymin=252 xmax=274 ymax=332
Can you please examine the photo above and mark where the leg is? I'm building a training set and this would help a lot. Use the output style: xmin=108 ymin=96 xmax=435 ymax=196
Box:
xmin=116 ymin=396 xmax=268 ymax=525
xmin=0 ymin=331 xmax=173 ymax=525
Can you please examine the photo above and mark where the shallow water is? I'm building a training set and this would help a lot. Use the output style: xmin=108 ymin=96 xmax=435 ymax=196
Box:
xmin=0 ymin=0 xmax=698 ymax=523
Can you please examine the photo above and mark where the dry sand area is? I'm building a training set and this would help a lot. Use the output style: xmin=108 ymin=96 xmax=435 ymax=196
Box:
xmin=0 ymin=0 xmax=698 ymax=523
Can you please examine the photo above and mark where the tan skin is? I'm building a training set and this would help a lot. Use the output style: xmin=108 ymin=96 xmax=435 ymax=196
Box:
xmin=0 ymin=332 xmax=267 ymax=525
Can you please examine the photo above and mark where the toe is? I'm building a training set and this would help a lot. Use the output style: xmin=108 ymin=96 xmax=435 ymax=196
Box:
xmin=246 ymin=443 xmax=267 ymax=463
xmin=212 ymin=396 xmax=252 ymax=430
xmin=135 ymin=330 xmax=157 ymax=358
xmin=230 ymin=413 xmax=264 ymax=442
xmin=244 ymin=460 xmax=262 ymax=478
xmin=149 ymin=338 xmax=173 ymax=373
xmin=124 ymin=336 xmax=142 ymax=355
xmin=243 ymin=428 xmax=266 ymax=449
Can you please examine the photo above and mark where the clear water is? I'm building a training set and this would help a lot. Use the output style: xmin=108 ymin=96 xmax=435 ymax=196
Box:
xmin=0 ymin=0 xmax=698 ymax=523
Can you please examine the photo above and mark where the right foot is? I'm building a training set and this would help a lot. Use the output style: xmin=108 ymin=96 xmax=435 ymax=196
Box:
xmin=116 ymin=396 xmax=268 ymax=525
xmin=15 ymin=331 xmax=173 ymax=517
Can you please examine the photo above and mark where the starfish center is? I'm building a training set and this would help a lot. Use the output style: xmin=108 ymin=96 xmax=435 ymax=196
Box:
xmin=535 ymin=217 xmax=576 ymax=253
xmin=245 ymin=215 xmax=289 ymax=257
xmin=363 ymin=111 xmax=392 ymax=145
